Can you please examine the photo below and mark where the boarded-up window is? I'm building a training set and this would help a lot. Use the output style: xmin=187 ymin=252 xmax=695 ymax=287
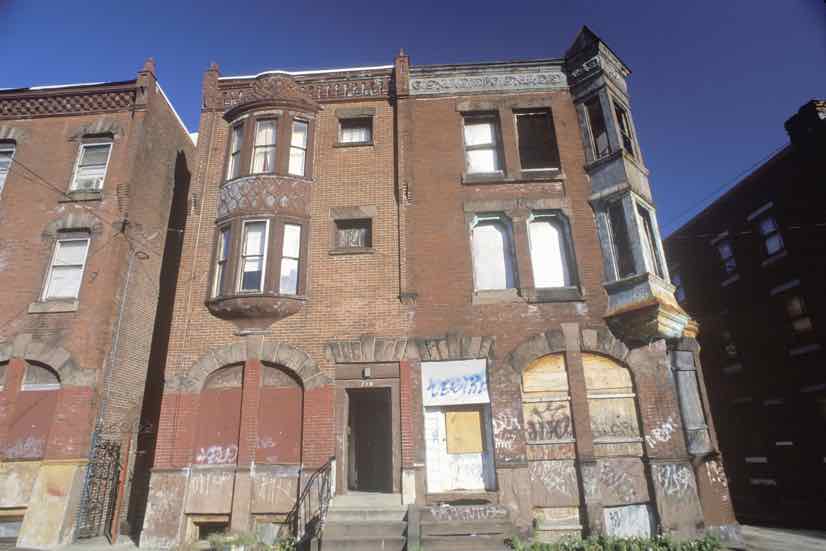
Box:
xmin=445 ymin=408 xmax=484 ymax=454
xmin=335 ymin=219 xmax=372 ymax=249
xmin=522 ymin=354 xmax=576 ymax=451
xmin=583 ymin=354 xmax=642 ymax=456
xmin=5 ymin=363 xmax=58 ymax=459
xmin=194 ymin=365 xmax=243 ymax=465
xmin=523 ymin=354 xmax=568 ymax=394
xmin=528 ymin=215 xmax=573 ymax=288
xmin=256 ymin=364 xmax=302 ymax=464
xmin=471 ymin=216 xmax=516 ymax=291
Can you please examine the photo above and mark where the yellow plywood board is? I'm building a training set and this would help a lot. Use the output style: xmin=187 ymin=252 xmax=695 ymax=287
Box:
xmin=524 ymin=354 xmax=568 ymax=393
xmin=445 ymin=409 xmax=484 ymax=454
xmin=582 ymin=353 xmax=632 ymax=393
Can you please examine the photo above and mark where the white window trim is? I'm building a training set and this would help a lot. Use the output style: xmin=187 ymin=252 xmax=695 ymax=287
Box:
xmin=42 ymin=237 xmax=90 ymax=301
xmin=227 ymin=123 xmax=244 ymax=180
xmin=279 ymin=223 xmax=302 ymax=295
xmin=69 ymin=142 xmax=113 ymax=192
xmin=249 ymin=119 xmax=278 ymax=175
xmin=0 ymin=144 xmax=16 ymax=194
xmin=526 ymin=212 xmax=573 ymax=288
xmin=212 ymin=226 xmax=230 ymax=298
xmin=237 ymin=219 xmax=269 ymax=293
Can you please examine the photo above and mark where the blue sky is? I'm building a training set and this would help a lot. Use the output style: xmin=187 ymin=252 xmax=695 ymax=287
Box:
xmin=1 ymin=0 xmax=824 ymax=234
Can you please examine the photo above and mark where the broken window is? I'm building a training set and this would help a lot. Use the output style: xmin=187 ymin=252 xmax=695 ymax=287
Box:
xmin=0 ymin=143 xmax=15 ymax=197
xmin=335 ymin=218 xmax=372 ymax=249
xmin=528 ymin=214 xmax=574 ymax=288
xmin=227 ymin=124 xmax=243 ymax=180
xmin=758 ymin=215 xmax=784 ymax=257
xmin=251 ymin=119 xmax=277 ymax=174
xmin=607 ymin=201 xmax=636 ymax=279
xmin=71 ymin=142 xmax=112 ymax=191
xmin=716 ymin=239 xmax=736 ymax=275
xmin=239 ymin=220 xmax=268 ymax=292
xmin=614 ymin=103 xmax=635 ymax=158
xmin=585 ymin=96 xmax=610 ymax=159
xmin=212 ymin=226 xmax=230 ymax=297
xmin=44 ymin=237 xmax=90 ymax=300
xmin=470 ymin=215 xmax=516 ymax=291
xmin=288 ymin=120 xmax=308 ymax=176
xmin=463 ymin=114 xmax=502 ymax=174
xmin=636 ymin=204 xmax=665 ymax=278
xmin=279 ymin=224 xmax=301 ymax=295
xmin=339 ymin=117 xmax=372 ymax=145
xmin=515 ymin=110 xmax=560 ymax=170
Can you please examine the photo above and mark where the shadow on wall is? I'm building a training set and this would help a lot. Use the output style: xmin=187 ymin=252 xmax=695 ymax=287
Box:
xmin=126 ymin=150 xmax=191 ymax=542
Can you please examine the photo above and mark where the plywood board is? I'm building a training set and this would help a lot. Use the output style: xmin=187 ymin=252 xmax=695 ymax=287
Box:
xmin=523 ymin=354 xmax=568 ymax=393
xmin=446 ymin=409 xmax=483 ymax=454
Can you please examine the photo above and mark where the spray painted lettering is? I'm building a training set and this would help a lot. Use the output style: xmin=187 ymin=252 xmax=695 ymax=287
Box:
xmin=426 ymin=374 xmax=487 ymax=401
xmin=195 ymin=444 xmax=238 ymax=465
xmin=645 ymin=417 xmax=677 ymax=449
xmin=654 ymin=463 xmax=695 ymax=497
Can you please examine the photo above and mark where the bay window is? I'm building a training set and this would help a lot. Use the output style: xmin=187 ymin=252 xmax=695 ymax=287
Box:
xmin=212 ymin=226 xmax=230 ymax=297
xmin=636 ymin=204 xmax=665 ymax=278
xmin=585 ymin=96 xmax=610 ymax=160
xmin=607 ymin=201 xmax=635 ymax=279
xmin=613 ymin=103 xmax=635 ymax=158
xmin=463 ymin=115 xmax=501 ymax=174
xmin=227 ymin=124 xmax=243 ymax=179
xmin=279 ymin=224 xmax=301 ymax=295
xmin=239 ymin=220 xmax=268 ymax=292
xmin=289 ymin=120 xmax=308 ymax=176
xmin=43 ymin=237 xmax=90 ymax=300
xmin=251 ymin=120 xmax=277 ymax=174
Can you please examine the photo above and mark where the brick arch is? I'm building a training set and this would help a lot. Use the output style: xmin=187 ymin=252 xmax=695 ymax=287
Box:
xmin=168 ymin=339 xmax=331 ymax=393
xmin=505 ymin=326 xmax=629 ymax=375
xmin=0 ymin=333 xmax=95 ymax=387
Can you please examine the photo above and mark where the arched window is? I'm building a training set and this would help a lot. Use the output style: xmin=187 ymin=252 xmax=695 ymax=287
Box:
xmin=528 ymin=214 xmax=574 ymax=288
xmin=193 ymin=365 xmax=243 ymax=465
xmin=471 ymin=215 xmax=516 ymax=291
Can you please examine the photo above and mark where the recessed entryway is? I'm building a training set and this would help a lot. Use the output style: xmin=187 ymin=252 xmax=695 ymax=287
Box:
xmin=347 ymin=387 xmax=393 ymax=493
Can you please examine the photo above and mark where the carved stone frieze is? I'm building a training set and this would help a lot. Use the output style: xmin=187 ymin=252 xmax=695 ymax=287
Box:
xmin=222 ymin=74 xmax=391 ymax=108
xmin=410 ymin=69 xmax=567 ymax=96
xmin=302 ymin=76 xmax=391 ymax=101
xmin=217 ymin=175 xmax=311 ymax=220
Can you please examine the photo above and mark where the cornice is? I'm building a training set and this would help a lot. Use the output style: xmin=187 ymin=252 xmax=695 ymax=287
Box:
xmin=0 ymin=80 xmax=138 ymax=120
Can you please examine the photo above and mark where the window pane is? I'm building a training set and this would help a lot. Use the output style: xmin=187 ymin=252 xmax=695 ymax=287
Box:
xmin=73 ymin=164 xmax=107 ymax=190
xmin=291 ymin=121 xmax=308 ymax=148
xmin=759 ymin=217 xmax=777 ymax=235
xmin=466 ymin=148 xmax=498 ymax=173
xmin=340 ymin=119 xmax=372 ymax=143
xmin=282 ymin=224 xmax=301 ymax=258
xmin=218 ymin=229 xmax=230 ymax=261
xmin=289 ymin=148 xmax=306 ymax=176
xmin=529 ymin=218 xmax=569 ymax=287
xmin=608 ymin=202 xmax=635 ymax=278
xmin=464 ymin=120 xmax=495 ymax=146
xmin=54 ymin=240 xmax=88 ymax=266
xmin=80 ymin=144 xmax=111 ymax=166
xmin=255 ymin=120 xmax=276 ymax=146
xmin=0 ymin=149 xmax=13 ymax=171
xmin=585 ymin=97 xmax=609 ymax=158
xmin=230 ymin=125 xmax=243 ymax=152
xmin=517 ymin=112 xmax=559 ymax=170
xmin=241 ymin=258 xmax=263 ymax=291
xmin=46 ymin=266 xmax=83 ymax=298
xmin=636 ymin=205 xmax=664 ymax=278
xmin=765 ymin=234 xmax=783 ymax=255
xmin=252 ymin=147 xmax=276 ymax=173
xmin=244 ymin=222 xmax=266 ymax=256
xmin=472 ymin=220 xmax=514 ymax=290
xmin=279 ymin=258 xmax=299 ymax=295
xmin=336 ymin=219 xmax=371 ymax=248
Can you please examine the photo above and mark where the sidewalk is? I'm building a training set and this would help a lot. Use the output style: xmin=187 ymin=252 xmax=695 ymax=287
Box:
xmin=742 ymin=525 xmax=826 ymax=551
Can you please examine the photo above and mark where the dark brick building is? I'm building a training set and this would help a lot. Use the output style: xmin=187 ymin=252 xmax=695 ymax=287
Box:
xmin=665 ymin=100 xmax=826 ymax=529
xmin=0 ymin=60 xmax=194 ymax=547
xmin=139 ymin=27 xmax=738 ymax=550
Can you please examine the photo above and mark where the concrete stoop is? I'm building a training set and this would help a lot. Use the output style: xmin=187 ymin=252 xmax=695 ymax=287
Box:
xmin=315 ymin=492 xmax=407 ymax=551
xmin=418 ymin=509 xmax=513 ymax=551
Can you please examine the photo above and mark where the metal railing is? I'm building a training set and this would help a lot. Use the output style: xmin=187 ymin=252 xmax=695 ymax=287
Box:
xmin=286 ymin=456 xmax=335 ymax=543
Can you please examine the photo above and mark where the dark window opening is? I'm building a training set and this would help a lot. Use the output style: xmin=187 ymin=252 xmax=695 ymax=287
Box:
xmin=716 ymin=239 xmax=736 ymax=275
xmin=585 ymin=97 xmax=610 ymax=159
xmin=614 ymin=103 xmax=635 ymax=157
xmin=197 ymin=522 xmax=228 ymax=541
xmin=636 ymin=204 xmax=664 ymax=278
xmin=335 ymin=218 xmax=372 ymax=249
xmin=515 ymin=110 xmax=560 ymax=170
xmin=608 ymin=201 xmax=635 ymax=279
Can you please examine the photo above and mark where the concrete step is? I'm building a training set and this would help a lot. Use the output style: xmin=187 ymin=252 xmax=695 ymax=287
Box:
xmin=323 ymin=520 xmax=407 ymax=538
xmin=330 ymin=492 xmax=403 ymax=509
xmin=421 ymin=519 xmax=512 ymax=536
xmin=326 ymin=508 xmax=407 ymax=522
xmin=422 ymin=534 xmax=510 ymax=551
xmin=319 ymin=535 xmax=406 ymax=551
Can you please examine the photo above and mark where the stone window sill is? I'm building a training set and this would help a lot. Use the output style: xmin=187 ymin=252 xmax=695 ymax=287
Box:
xmin=334 ymin=141 xmax=374 ymax=148
xmin=461 ymin=171 xmax=565 ymax=186
xmin=329 ymin=247 xmax=374 ymax=256
xmin=59 ymin=190 xmax=102 ymax=203
xmin=522 ymin=286 xmax=583 ymax=303
xmin=471 ymin=287 xmax=521 ymax=305
xmin=28 ymin=300 xmax=79 ymax=313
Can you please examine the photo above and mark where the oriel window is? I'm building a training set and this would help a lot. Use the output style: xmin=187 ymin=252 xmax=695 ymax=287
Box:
xmin=585 ymin=96 xmax=610 ymax=159
xmin=289 ymin=120 xmax=309 ymax=176
xmin=279 ymin=224 xmax=301 ymax=295
xmin=227 ymin=124 xmax=243 ymax=180
xmin=614 ymin=103 xmax=635 ymax=158
xmin=239 ymin=220 xmax=268 ymax=292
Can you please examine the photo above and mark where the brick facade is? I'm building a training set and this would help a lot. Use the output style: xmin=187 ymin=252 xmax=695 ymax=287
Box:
xmin=0 ymin=60 xmax=194 ymax=546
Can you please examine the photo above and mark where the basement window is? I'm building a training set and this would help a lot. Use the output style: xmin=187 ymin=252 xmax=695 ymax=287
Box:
xmin=515 ymin=110 xmax=560 ymax=171
xmin=334 ymin=218 xmax=372 ymax=250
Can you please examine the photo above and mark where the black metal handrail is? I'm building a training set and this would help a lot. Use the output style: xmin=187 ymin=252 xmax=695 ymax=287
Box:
xmin=286 ymin=456 xmax=334 ymax=543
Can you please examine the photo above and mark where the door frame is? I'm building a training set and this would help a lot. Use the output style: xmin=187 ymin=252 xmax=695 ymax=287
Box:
xmin=335 ymin=363 xmax=401 ymax=494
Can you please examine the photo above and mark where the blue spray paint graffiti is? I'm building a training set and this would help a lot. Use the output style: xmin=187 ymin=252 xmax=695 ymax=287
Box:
xmin=426 ymin=373 xmax=488 ymax=400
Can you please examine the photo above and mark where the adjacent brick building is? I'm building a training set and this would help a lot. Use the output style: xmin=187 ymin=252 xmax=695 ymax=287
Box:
xmin=0 ymin=60 xmax=194 ymax=547
xmin=138 ymin=27 xmax=739 ymax=550
xmin=665 ymin=100 xmax=826 ymax=529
